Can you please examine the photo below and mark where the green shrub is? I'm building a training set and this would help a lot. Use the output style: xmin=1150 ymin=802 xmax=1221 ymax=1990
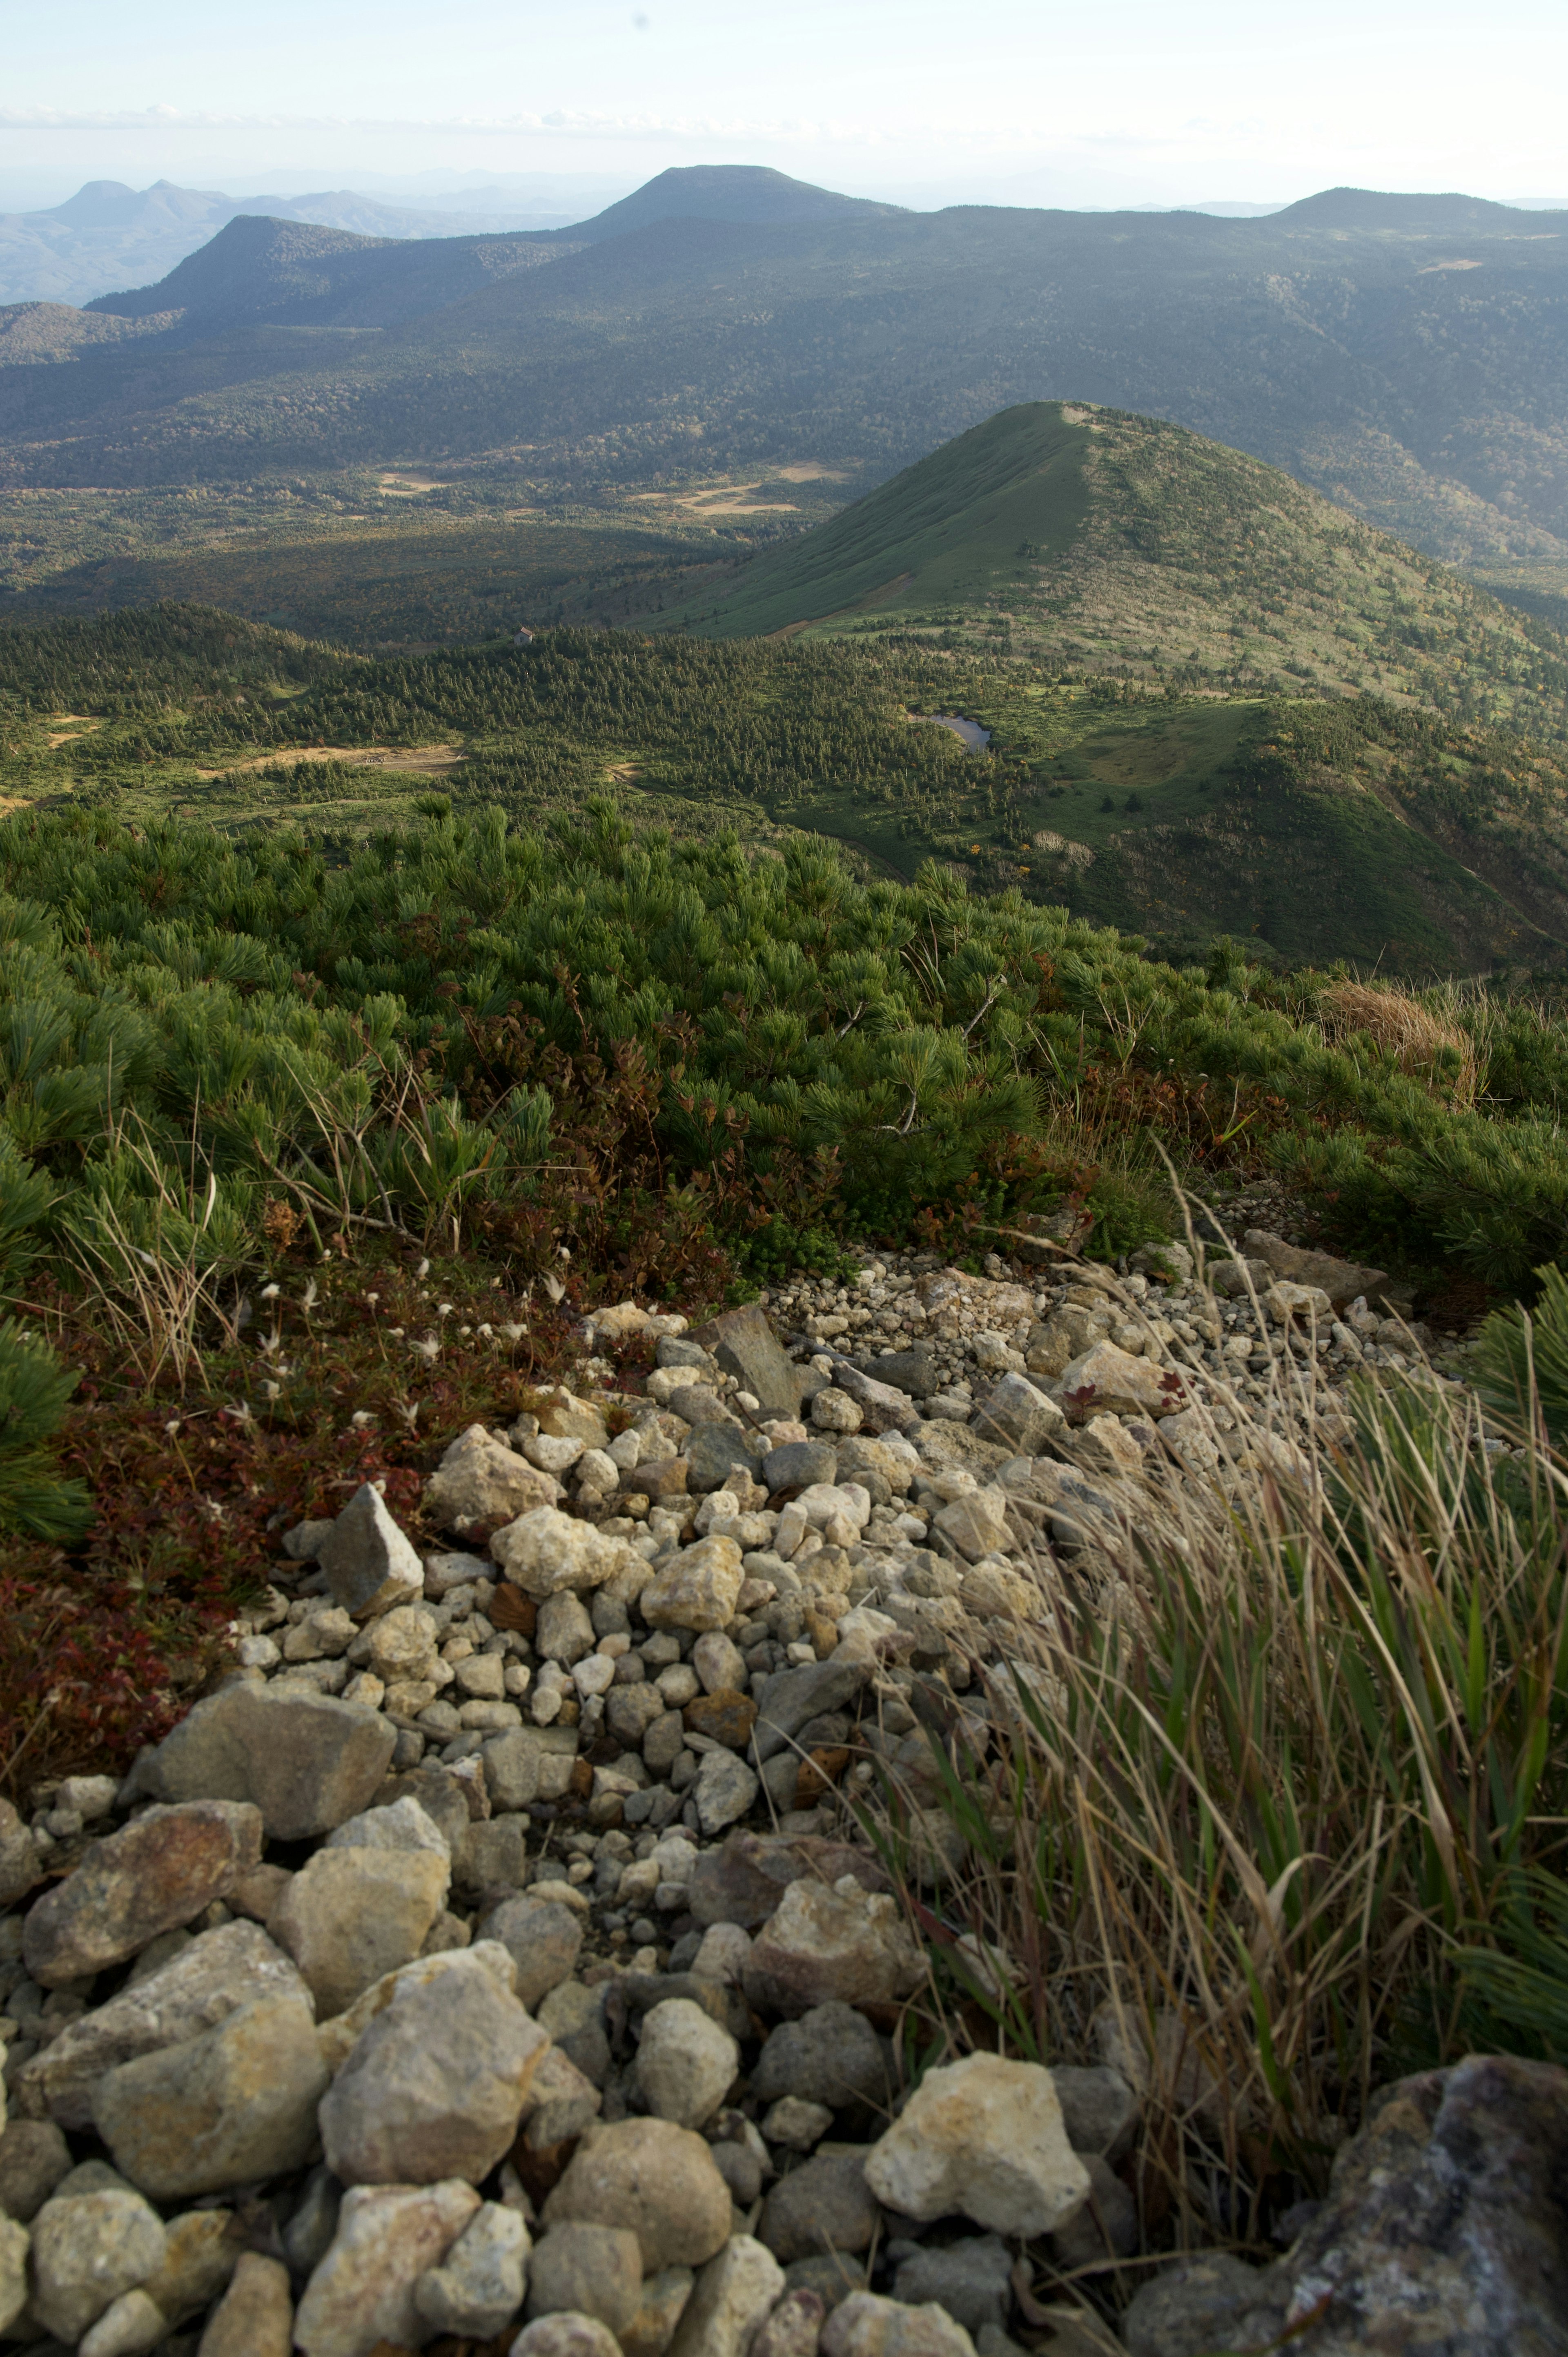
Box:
xmin=0 ymin=1321 xmax=92 ymax=1542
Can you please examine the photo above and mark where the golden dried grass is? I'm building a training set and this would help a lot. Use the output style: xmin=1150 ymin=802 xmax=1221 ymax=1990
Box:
xmin=1319 ymin=978 xmax=1479 ymax=1106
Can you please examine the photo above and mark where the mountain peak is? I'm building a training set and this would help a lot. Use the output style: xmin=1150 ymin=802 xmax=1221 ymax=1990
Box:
xmin=1273 ymin=186 xmax=1541 ymax=229
xmin=566 ymin=164 xmax=905 ymax=243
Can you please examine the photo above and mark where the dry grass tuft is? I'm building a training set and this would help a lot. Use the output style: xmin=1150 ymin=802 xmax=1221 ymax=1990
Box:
xmin=862 ymin=1251 xmax=1568 ymax=2305
xmin=1319 ymin=979 xmax=1479 ymax=1106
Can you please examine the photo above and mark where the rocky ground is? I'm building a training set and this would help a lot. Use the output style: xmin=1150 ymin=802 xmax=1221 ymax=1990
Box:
xmin=0 ymin=1218 xmax=1550 ymax=2357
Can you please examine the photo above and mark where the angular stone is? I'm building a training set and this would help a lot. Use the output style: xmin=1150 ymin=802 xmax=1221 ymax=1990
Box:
xmin=325 ymin=1791 xmax=450 ymax=1862
xmin=634 ymin=1999 xmax=739 ymax=2129
xmin=1265 ymin=1280 xmax=1333 ymax=1325
xmin=455 ymin=1814 xmax=532 ymax=1903
xmin=744 ymin=1880 xmax=921 ymax=2018
xmin=752 ymin=2287 xmax=829 ymax=2357
xmin=147 ymin=1684 xmax=396 ymax=1841
xmin=138 ymin=2205 xmax=244 ymax=2328
xmin=866 ymin=1344 xmax=939 ymax=1399
xmin=426 ymin=1424 xmax=561 ymax=1532
xmin=685 ymin=1423 xmax=764 ymax=1494
xmin=1242 ymin=1229 xmax=1396 ymax=1312
xmin=687 ymin=1830 xmax=888 ymax=1928
xmin=822 ymin=2290 xmax=979 ymax=2356
xmin=864 ymin=2054 xmax=1089 ymax=2237
xmin=910 ymin=1425 xmax=1011 ymax=1483
xmin=759 ymin=2151 xmax=881 ymax=2263
xmin=14 ymin=1921 xmax=310 ymax=2131
xmin=970 ymin=1372 xmax=1066 ymax=1454
xmin=763 ymin=1438 xmax=839 ymax=1495
xmin=823 ymin=1363 xmax=920 ymax=1437
xmin=752 ymin=2002 xmax=891 ymax=2118
xmin=687 ymin=1303 xmax=805 ymax=1418
xmin=621 ymin=2265 xmax=696 ymax=2357
xmin=320 ymin=1944 xmax=549 ymax=2186
xmin=80 ymin=2283 xmax=167 ymax=2356
xmin=668 ymin=2234 xmax=784 ymax=2357
xmin=491 ymin=1506 xmax=637 ymax=1599
xmin=1127 ymin=2053 xmax=1568 ymax=2357
xmin=751 ymin=1655 xmax=875 ymax=1762
xmin=1121 ymin=2252 xmax=1273 ymax=2357
xmin=0 ymin=2119 xmax=70 ymax=2221
xmin=270 ymin=1845 xmax=450 ymax=2018
xmin=0 ymin=2215 xmax=25 ymax=2336
xmin=294 ymin=2180 xmax=480 ymax=2357
xmin=1056 ymin=1340 xmax=1185 ymax=1423
xmin=685 ymin=1689 xmax=757 ymax=1749
xmin=478 ymin=1894 xmax=584 ymax=2009
xmin=640 ymin=1535 xmax=744 ymax=1632
xmin=893 ymin=2237 xmax=1012 ymax=2335
xmin=693 ymin=1747 xmax=759 ymax=1836
xmin=414 ymin=2199 xmax=530 ymax=2339
xmin=94 ymin=1990 xmax=328 ymax=2200
xmin=543 ymin=2118 xmax=733 ymax=2271
xmin=22 ymin=1801 xmax=263 ymax=1987
xmin=512 ymin=2317 xmax=624 ymax=2357
xmin=314 ymin=1937 xmax=516 ymax=2072
xmin=1050 ymin=2065 xmax=1140 ymax=2163
xmin=528 ymin=2220 xmax=643 ymax=2334
xmin=535 ymin=1388 xmax=611 ymax=1447
xmin=0 ymin=1799 xmax=42 ymax=1908
xmin=319 ymin=1482 xmax=425 ymax=1617
xmin=29 ymin=2188 xmax=166 ymax=2346
xmin=929 ymin=1488 xmax=1013 ymax=1566
xmin=198 ymin=2251 xmax=292 ymax=2356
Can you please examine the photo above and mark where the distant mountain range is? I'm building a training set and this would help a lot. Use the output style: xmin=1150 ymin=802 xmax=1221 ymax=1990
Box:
xmin=0 ymin=177 xmax=589 ymax=308
xmin=2 ymin=167 xmax=1568 ymax=573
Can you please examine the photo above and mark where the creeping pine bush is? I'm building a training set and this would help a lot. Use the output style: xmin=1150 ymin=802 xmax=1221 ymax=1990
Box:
xmin=0 ymin=1320 xmax=91 ymax=1541
xmin=2 ymin=802 xmax=1568 ymax=1291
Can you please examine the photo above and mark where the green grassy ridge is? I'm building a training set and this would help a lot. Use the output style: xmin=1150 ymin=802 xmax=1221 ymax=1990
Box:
xmin=3 ymin=801 xmax=1568 ymax=1289
xmin=4 ymin=604 xmax=1568 ymax=974
xmin=687 ymin=405 xmax=1568 ymax=746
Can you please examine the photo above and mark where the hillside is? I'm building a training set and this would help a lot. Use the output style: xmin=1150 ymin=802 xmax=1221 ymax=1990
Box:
xmin=683 ymin=403 xmax=1568 ymax=739
xmin=1 ymin=174 xmax=1568 ymax=581
xmin=5 ymin=601 xmax=1568 ymax=974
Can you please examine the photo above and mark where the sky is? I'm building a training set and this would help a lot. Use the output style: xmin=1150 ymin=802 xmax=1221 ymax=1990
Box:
xmin=3 ymin=0 xmax=1566 ymax=214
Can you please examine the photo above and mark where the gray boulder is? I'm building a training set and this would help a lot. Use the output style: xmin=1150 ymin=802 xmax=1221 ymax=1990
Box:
xmin=145 ymin=1684 xmax=396 ymax=1841
xmin=93 ymin=1990 xmax=328 ymax=2200
xmin=686 ymin=1302 xmax=806 ymax=1417
xmin=318 ymin=1481 xmax=425 ymax=1616
xmin=1125 ymin=2053 xmax=1568 ymax=2356
xmin=22 ymin=1799 xmax=263 ymax=1987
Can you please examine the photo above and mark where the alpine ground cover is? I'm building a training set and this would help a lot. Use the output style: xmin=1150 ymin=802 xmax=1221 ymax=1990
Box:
xmin=1 ymin=788 xmax=1567 ymax=2316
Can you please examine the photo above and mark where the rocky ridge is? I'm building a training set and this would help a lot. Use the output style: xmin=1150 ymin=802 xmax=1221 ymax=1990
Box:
xmin=0 ymin=1222 xmax=1537 ymax=2357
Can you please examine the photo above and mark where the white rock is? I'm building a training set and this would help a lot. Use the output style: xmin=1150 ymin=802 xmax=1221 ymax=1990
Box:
xmin=524 ymin=1433 xmax=586 ymax=1474
xmin=667 ymin=2234 xmax=784 ymax=2357
xmin=78 ymin=2287 xmax=168 ymax=2357
xmin=319 ymin=1944 xmax=550 ymax=2185
xmin=414 ymin=2198 xmax=530 ymax=2339
xmin=29 ymin=2188 xmax=167 ymax=2346
xmin=690 ymin=1923 xmax=751 ymax=1985
xmin=491 ymin=1508 xmax=635 ymax=1599
xmin=862 ymin=2052 xmax=1089 ymax=2237
xmin=269 ymin=1846 xmax=450 ymax=2018
xmin=821 ymin=2290 xmax=979 ymax=2355
xmin=634 ymin=2000 xmax=739 ymax=2129
xmin=639 ymin=1536 xmax=744 ymax=1632
xmin=510 ymin=2316 xmax=623 ymax=2357
xmin=324 ymin=1794 xmax=451 ymax=1862
xmin=0 ymin=2217 xmax=26 ymax=2335
xmin=425 ymin=1425 xmax=561 ymax=1532
xmin=762 ymin=2096 xmax=833 ymax=2152
xmin=367 ymin=1603 xmax=442 ymax=1684
xmin=294 ymin=2180 xmax=480 ymax=2357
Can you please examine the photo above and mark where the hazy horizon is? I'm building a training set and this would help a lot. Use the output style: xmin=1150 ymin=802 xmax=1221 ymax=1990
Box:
xmin=4 ymin=0 xmax=1564 ymax=221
